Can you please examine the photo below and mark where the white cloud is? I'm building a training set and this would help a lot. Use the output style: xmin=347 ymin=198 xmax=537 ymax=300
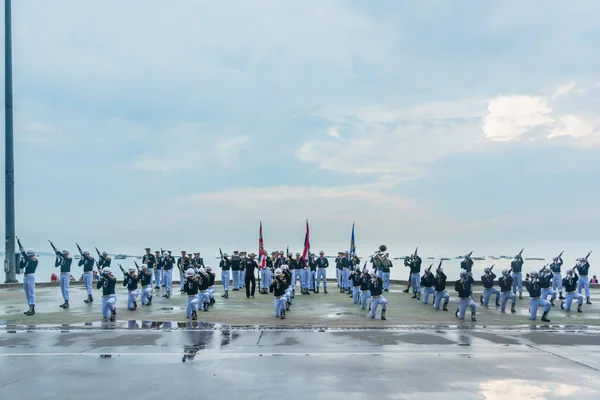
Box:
xmin=482 ymin=95 xmax=553 ymax=141
xmin=327 ymin=127 xmax=341 ymax=138
xmin=552 ymin=81 xmax=576 ymax=100
xmin=548 ymin=115 xmax=597 ymax=139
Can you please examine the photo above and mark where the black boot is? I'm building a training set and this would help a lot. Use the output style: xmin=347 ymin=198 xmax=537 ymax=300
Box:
xmin=110 ymin=308 xmax=116 ymax=322
xmin=225 ymin=291 xmax=229 ymax=299
xmin=550 ymin=299 xmax=555 ymax=307
xmin=324 ymin=288 xmax=328 ymax=294
xmin=412 ymin=294 xmax=417 ymax=299
xmin=471 ymin=312 xmax=476 ymax=322
xmin=511 ymin=304 xmax=516 ymax=313
xmin=577 ymin=304 xmax=583 ymax=313
xmin=587 ymin=297 xmax=592 ymax=305
xmin=133 ymin=301 xmax=137 ymax=310
xmin=147 ymin=296 xmax=152 ymax=306
xmin=24 ymin=305 xmax=35 ymax=315
xmin=402 ymin=288 xmax=409 ymax=293
xmin=480 ymin=295 xmax=483 ymax=305
xmin=84 ymin=295 xmax=92 ymax=304
xmin=442 ymin=302 xmax=448 ymax=311
xmin=495 ymin=297 xmax=500 ymax=307
xmin=281 ymin=310 xmax=286 ymax=319
xmin=381 ymin=309 xmax=386 ymax=321
xmin=192 ymin=310 xmax=197 ymax=320
xmin=203 ymin=302 xmax=209 ymax=312
xmin=560 ymin=301 xmax=565 ymax=310
xmin=519 ymin=293 xmax=523 ymax=300
xmin=417 ymin=294 xmax=421 ymax=301
xmin=559 ymin=292 xmax=565 ymax=300
xmin=541 ymin=311 xmax=550 ymax=322
xmin=221 ymin=292 xmax=227 ymax=297
xmin=63 ymin=301 xmax=69 ymax=309
xmin=210 ymin=297 xmax=215 ymax=305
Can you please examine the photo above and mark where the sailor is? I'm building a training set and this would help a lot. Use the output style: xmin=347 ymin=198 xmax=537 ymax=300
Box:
xmin=561 ymin=268 xmax=584 ymax=313
xmin=273 ymin=251 xmax=283 ymax=270
xmin=220 ymin=253 xmax=231 ymax=298
xmin=282 ymin=264 xmax=293 ymax=309
xmin=432 ymin=265 xmax=449 ymax=311
xmin=349 ymin=254 xmax=361 ymax=293
xmin=421 ymin=266 xmax=435 ymax=305
xmin=178 ymin=251 xmax=190 ymax=292
xmin=197 ymin=267 xmax=211 ymax=311
xmin=349 ymin=267 xmax=362 ymax=304
xmin=499 ymin=269 xmax=516 ymax=313
xmin=153 ymin=250 xmax=162 ymax=289
xmin=369 ymin=273 xmax=387 ymax=320
xmin=402 ymin=257 xmax=412 ymax=293
xmin=359 ymin=268 xmax=372 ymax=310
xmin=231 ymin=251 xmax=242 ymax=291
xmin=206 ymin=265 xmax=216 ymax=305
xmin=381 ymin=253 xmax=392 ymax=291
xmin=308 ymin=253 xmax=317 ymax=292
xmin=55 ymin=248 xmax=73 ymax=309
xmin=342 ymin=251 xmax=351 ymax=294
xmin=260 ymin=254 xmax=271 ymax=295
xmin=244 ymin=253 xmax=259 ymax=298
xmin=460 ymin=253 xmax=474 ymax=276
xmin=454 ymin=271 xmax=476 ymax=321
xmin=19 ymin=248 xmax=38 ymax=316
xmin=480 ymin=267 xmax=500 ymax=307
xmin=511 ymin=253 xmax=524 ymax=299
xmin=526 ymin=271 xmax=551 ymax=322
xmin=550 ymin=255 xmax=564 ymax=299
xmin=142 ymin=248 xmax=156 ymax=288
xmin=576 ymin=256 xmax=592 ymax=304
xmin=300 ymin=254 xmax=311 ymax=295
xmin=138 ymin=264 xmax=153 ymax=306
xmin=409 ymin=253 xmax=422 ymax=299
xmin=278 ymin=250 xmax=287 ymax=267
xmin=98 ymin=250 xmax=111 ymax=269
xmin=315 ymin=251 xmax=329 ymax=293
xmin=335 ymin=252 xmax=343 ymax=288
xmin=78 ymin=250 xmax=95 ymax=304
xmin=193 ymin=252 xmax=205 ymax=269
xmin=288 ymin=252 xmax=298 ymax=296
xmin=183 ymin=268 xmax=200 ymax=320
xmin=162 ymin=251 xmax=175 ymax=298
xmin=538 ymin=266 xmax=557 ymax=306
xmin=271 ymin=268 xmax=288 ymax=319
xmin=240 ymin=251 xmax=248 ymax=288
xmin=122 ymin=266 xmax=140 ymax=311
xmin=97 ymin=267 xmax=117 ymax=322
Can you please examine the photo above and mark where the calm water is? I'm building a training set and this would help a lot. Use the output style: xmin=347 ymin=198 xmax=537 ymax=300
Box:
xmin=17 ymin=254 xmax=560 ymax=283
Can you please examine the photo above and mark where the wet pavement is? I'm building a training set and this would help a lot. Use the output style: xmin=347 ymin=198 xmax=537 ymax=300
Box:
xmin=1 ymin=328 xmax=599 ymax=399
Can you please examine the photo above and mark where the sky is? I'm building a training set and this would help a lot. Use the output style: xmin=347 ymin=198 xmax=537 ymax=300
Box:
xmin=1 ymin=1 xmax=599 ymax=257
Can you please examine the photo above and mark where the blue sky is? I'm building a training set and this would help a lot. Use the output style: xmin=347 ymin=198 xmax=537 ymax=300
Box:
xmin=1 ymin=1 xmax=599 ymax=257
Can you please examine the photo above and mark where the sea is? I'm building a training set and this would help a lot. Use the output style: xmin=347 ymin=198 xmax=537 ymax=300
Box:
xmin=8 ymin=252 xmax=563 ymax=283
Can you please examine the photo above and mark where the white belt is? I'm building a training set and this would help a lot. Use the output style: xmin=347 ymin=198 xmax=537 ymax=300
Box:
xmin=84 ymin=271 xmax=93 ymax=274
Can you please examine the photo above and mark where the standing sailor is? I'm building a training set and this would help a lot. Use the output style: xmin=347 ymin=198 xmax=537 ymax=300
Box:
xmin=19 ymin=246 xmax=38 ymax=316
xmin=335 ymin=252 xmax=343 ymax=288
xmin=511 ymin=251 xmax=524 ymax=299
xmin=421 ymin=266 xmax=435 ymax=305
xmin=381 ymin=254 xmax=392 ymax=291
xmin=260 ymin=255 xmax=271 ymax=295
xmin=271 ymin=268 xmax=287 ymax=319
xmin=193 ymin=252 xmax=205 ymax=268
xmin=122 ymin=266 xmax=140 ymax=311
xmin=402 ymin=257 xmax=412 ymax=293
xmin=162 ymin=251 xmax=175 ymax=298
xmin=350 ymin=267 xmax=362 ymax=304
xmin=288 ymin=253 xmax=298 ymax=296
xmin=315 ymin=251 xmax=329 ymax=293
xmin=526 ymin=271 xmax=551 ymax=322
xmin=240 ymin=251 xmax=248 ymax=288
xmin=359 ymin=268 xmax=372 ymax=310
xmin=308 ymin=253 xmax=317 ymax=292
xmin=454 ymin=271 xmax=476 ymax=321
xmin=184 ymin=268 xmax=200 ymax=320
xmin=220 ymin=253 xmax=231 ymax=298
xmin=282 ymin=264 xmax=293 ymax=309
xmin=245 ymin=253 xmax=258 ymax=298
xmin=550 ymin=253 xmax=564 ymax=300
xmin=154 ymin=250 xmax=163 ymax=289
xmin=561 ymin=268 xmax=584 ymax=313
xmin=206 ymin=265 xmax=216 ymax=305
xmin=78 ymin=250 xmax=95 ymax=304
xmin=139 ymin=264 xmax=153 ymax=306
xmin=97 ymin=267 xmax=117 ymax=322
xmin=499 ymin=270 xmax=516 ymax=313
xmin=409 ymin=251 xmax=422 ymax=300
xmin=576 ymin=254 xmax=592 ymax=304
xmin=178 ymin=251 xmax=190 ymax=292
xmin=342 ymin=251 xmax=351 ymax=294
xmin=300 ymin=254 xmax=311 ymax=295
xmin=231 ymin=251 xmax=242 ymax=291
xmin=369 ymin=272 xmax=387 ymax=320
xmin=432 ymin=263 xmax=449 ymax=311
xmin=54 ymin=248 xmax=73 ymax=309
xmin=480 ymin=267 xmax=500 ymax=307
xmin=539 ymin=266 xmax=557 ymax=306
xmin=142 ymin=248 xmax=156 ymax=288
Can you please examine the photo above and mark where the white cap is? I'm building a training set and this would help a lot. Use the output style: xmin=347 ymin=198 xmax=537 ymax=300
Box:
xmin=128 ymin=267 xmax=136 ymax=273
xmin=26 ymin=249 xmax=35 ymax=256
xmin=186 ymin=268 xmax=195 ymax=277
xmin=275 ymin=268 xmax=282 ymax=275
xmin=62 ymin=249 xmax=70 ymax=254
xmin=198 ymin=267 xmax=206 ymax=274
xmin=103 ymin=267 xmax=112 ymax=274
xmin=206 ymin=265 xmax=212 ymax=270
xmin=83 ymin=250 xmax=90 ymax=255
xmin=141 ymin=264 xmax=148 ymax=270
xmin=102 ymin=251 xmax=108 ymax=255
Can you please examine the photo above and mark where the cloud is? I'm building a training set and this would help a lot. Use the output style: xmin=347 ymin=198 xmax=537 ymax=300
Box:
xmin=552 ymin=81 xmax=576 ymax=100
xmin=327 ymin=127 xmax=341 ymax=138
xmin=548 ymin=115 xmax=597 ymax=139
xmin=482 ymin=95 xmax=553 ymax=141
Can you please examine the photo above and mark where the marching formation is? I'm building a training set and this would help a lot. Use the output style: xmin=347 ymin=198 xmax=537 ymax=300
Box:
xmin=13 ymin=237 xmax=594 ymax=325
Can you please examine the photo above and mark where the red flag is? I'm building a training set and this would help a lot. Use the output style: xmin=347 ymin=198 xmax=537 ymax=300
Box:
xmin=301 ymin=220 xmax=310 ymax=266
xmin=259 ymin=221 xmax=266 ymax=269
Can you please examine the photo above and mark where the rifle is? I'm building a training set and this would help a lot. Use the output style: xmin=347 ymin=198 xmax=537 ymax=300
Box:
xmin=437 ymin=259 xmax=443 ymax=271
xmin=49 ymin=240 xmax=61 ymax=257
xmin=467 ymin=251 xmax=474 ymax=258
xmin=16 ymin=236 xmax=24 ymax=253
xmin=585 ymin=251 xmax=592 ymax=261
xmin=413 ymin=246 xmax=419 ymax=259
xmin=95 ymin=247 xmax=102 ymax=258
xmin=490 ymin=264 xmax=495 ymax=271
xmin=557 ymin=251 xmax=564 ymax=259
xmin=119 ymin=264 xmax=126 ymax=274
xmin=76 ymin=243 xmax=84 ymax=257
xmin=539 ymin=264 xmax=549 ymax=273
xmin=134 ymin=261 xmax=142 ymax=274
xmin=517 ymin=248 xmax=524 ymax=258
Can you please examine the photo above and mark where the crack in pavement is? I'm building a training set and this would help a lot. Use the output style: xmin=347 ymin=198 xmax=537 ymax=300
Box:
xmin=526 ymin=344 xmax=600 ymax=372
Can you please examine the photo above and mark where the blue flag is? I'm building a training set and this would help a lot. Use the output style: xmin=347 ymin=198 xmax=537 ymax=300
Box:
xmin=349 ymin=222 xmax=356 ymax=259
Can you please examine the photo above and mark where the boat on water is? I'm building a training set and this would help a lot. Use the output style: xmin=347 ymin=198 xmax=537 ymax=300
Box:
xmin=427 ymin=257 xmax=435 ymax=260
xmin=73 ymin=255 xmax=80 ymax=260
xmin=115 ymin=254 xmax=127 ymax=260
xmin=441 ymin=257 xmax=451 ymax=261
xmin=136 ymin=256 xmax=142 ymax=259
xmin=525 ymin=257 xmax=545 ymax=261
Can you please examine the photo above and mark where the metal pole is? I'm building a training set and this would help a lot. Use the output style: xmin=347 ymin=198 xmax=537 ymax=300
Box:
xmin=4 ymin=0 xmax=17 ymax=283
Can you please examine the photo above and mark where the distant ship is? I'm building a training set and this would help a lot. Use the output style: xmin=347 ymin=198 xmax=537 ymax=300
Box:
xmin=525 ymin=257 xmax=545 ymax=261
xmin=136 ymin=256 xmax=142 ymax=259
xmin=115 ymin=254 xmax=127 ymax=260
xmin=73 ymin=255 xmax=80 ymax=260
xmin=441 ymin=257 xmax=451 ymax=261
xmin=472 ymin=257 xmax=486 ymax=261
xmin=427 ymin=257 xmax=435 ymax=260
